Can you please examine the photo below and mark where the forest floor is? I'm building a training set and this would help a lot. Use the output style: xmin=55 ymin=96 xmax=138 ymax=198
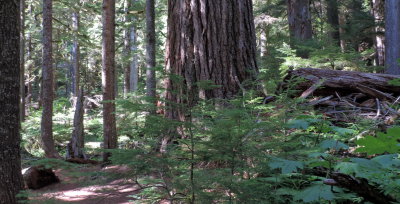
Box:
xmin=28 ymin=165 xmax=152 ymax=204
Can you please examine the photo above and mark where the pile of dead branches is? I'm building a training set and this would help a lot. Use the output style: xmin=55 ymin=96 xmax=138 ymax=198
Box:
xmin=282 ymin=68 xmax=400 ymax=124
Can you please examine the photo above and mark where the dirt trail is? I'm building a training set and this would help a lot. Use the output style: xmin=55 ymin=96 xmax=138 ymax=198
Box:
xmin=29 ymin=165 xmax=141 ymax=204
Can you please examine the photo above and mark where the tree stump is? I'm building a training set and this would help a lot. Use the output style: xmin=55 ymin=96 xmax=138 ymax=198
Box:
xmin=22 ymin=166 xmax=59 ymax=189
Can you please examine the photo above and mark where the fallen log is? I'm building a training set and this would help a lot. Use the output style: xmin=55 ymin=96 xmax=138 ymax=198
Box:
xmin=282 ymin=68 xmax=400 ymax=100
xmin=305 ymin=167 xmax=397 ymax=204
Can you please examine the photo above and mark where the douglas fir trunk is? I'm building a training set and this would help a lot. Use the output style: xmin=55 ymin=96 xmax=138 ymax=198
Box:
xmin=0 ymin=0 xmax=25 ymax=203
xmin=165 ymin=0 xmax=259 ymax=121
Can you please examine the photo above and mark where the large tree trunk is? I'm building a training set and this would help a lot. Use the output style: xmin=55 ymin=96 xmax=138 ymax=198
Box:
xmin=20 ymin=0 xmax=26 ymax=122
xmin=0 ymin=1 xmax=25 ymax=202
xmin=71 ymin=11 xmax=80 ymax=97
xmin=165 ymin=0 xmax=258 ymax=121
xmin=41 ymin=0 xmax=60 ymax=159
xmin=287 ymin=0 xmax=312 ymax=41
xmin=102 ymin=0 xmax=117 ymax=162
xmin=327 ymin=0 xmax=340 ymax=45
xmin=145 ymin=0 xmax=156 ymax=100
xmin=385 ymin=0 xmax=400 ymax=74
xmin=372 ymin=0 xmax=385 ymax=67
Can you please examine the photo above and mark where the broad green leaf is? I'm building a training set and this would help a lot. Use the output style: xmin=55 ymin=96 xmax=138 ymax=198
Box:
xmin=276 ymin=188 xmax=298 ymax=196
xmin=269 ymin=157 xmax=304 ymax=174
xmin=308 ymin=152 xmax=330 ymax=158
xmin=320 ymin=140 xmax=349 ymax=150
xmin=350 ymin=158 xmax=382 ymax=169
xmin=371 ymin=154 xmax=400 ymax=168
xmin=287 ymin=119 xmax=310 ymax=129
xmin=294 ymin=183 xmax=335 ymax=202
xmin=307 ymin=160 xmax=330 ymax=168
xmin=336 ymin=158 xmax=389 ymax=179
xmin=356 ymin=127 xmax=400 ymax=155
xmin=335 ymin=162 xmax=359 ymax=175
xmin=330 ymin=126 xmax=356 ymax=135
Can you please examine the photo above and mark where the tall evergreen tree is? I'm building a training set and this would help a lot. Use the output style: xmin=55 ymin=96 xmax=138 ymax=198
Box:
xmin=102 ymin=0 xmax=117 ymax=161
xmin=0 ymin=0 xmax=25 ymax=202
xmin=41 ymin=0 xmax=60 ymax=158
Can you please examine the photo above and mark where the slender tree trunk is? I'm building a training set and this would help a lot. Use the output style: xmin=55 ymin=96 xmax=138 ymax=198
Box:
xmin=129 ymin=24 xmax=139 ymax=92
xmin=20 ymin=0 xmax=26 ymax=122
xmin=87 ymin=50 xmax=97 ymax=94
xmin=0 ymin=1 xmax=25 ymax=202
xmin=71 ymin=11 xmax=80 ymax=97
xmin=129 ymin=6 xmax=139 ymax=93
xmin=339 ymin=12 xmax=346 ymax=52
xmin=165 ymin=0 xmax=258 ymax=122
xmin=67 ymin=89 xmax=85 ymax=159
xmin=114 ymin=63 xmax=118 ymax=98
xmin=287 ymin=0 xmax=312 ymax=41
xmin=124 ymin=0 xmax=138 ymax=94
xmin=385 ymin=0 xmax=400 ymax=74
xmin=102 ymin=0 xmax=117 ymax=162
xmin=26 ymin=2 xmax=33 ymax=109
xmin=259 ymin=26 xmax=269 ymax=57
xmin=373 ymin=0 xmax=385 ymax=66
xmin=327 ymin=0 xmax=340 ymax=45
xmin=65 ymin=68 xmax=69 ymax=96
xmin=145 ymin=0 xmax=156 ymax=99
xmin=26 ymin=32 xmax=32 ymax=108
xmin=41 ymin=0 xmax=60 ymax=158
xmin=123 ymin=0 xmax=131 ymax=98
xmin=53 ymin=30 xmax=59 ymax=96
xmin=350 ymin=0 xmax=365 ymax=51
xmin=68 ymin=10 xmax=83 ymax=158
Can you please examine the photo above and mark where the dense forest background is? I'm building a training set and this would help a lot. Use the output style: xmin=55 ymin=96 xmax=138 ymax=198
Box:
xmin=1 ymin=0 xmax=400 ymax=203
